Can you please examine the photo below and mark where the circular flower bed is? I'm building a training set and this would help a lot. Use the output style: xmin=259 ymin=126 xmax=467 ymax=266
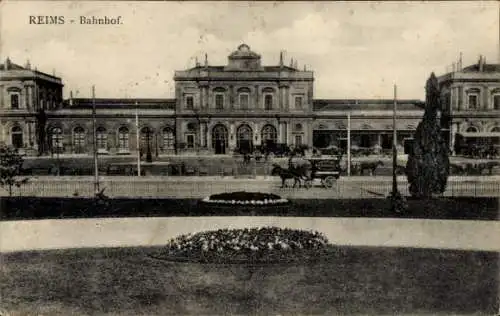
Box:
xmin=154 ymin=227 xmax=329 ymax=264
xmin=200 ymin=191 xmax=289 ymax=206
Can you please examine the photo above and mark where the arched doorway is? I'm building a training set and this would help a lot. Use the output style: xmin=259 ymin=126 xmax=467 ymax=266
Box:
xmin=212 ymin=124 xmax=228 ymax=154
xmin=261 ymin=124 xmax=277 ymax=151
xmin=237 ymin=124 xmax=253 ymax=154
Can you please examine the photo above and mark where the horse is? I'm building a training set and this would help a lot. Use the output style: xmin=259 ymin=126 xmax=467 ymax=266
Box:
xmin=359 ymin=160 xmax=384 ymax=176
xmin=271 ymin=164 xmax=302 ymax=188
xmin=288 ymin=155 xmax=313 ymax=187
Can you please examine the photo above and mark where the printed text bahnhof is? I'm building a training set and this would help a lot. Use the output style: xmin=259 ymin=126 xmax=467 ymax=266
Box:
xmin=29 ymin=16 xmax=123 ymax=25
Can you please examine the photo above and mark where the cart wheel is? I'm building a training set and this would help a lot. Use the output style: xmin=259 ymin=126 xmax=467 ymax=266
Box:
xmin=323 ymin=176 xmax=336 ymax=188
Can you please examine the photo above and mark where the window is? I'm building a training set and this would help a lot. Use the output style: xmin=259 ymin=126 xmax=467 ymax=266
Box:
xmin=186 ymin=134 xmax=195 ymax=148
xmin=73 ymin=127 xmax=85 ymax=154
xmin=468 ymin=94 xmax=478 ymax=109
xmin=264 ymin=94 xmax=273 ymax=110
xmin=51 ymin=127 xmax=63 ymax=153
xmin=11 ymin=126 xmax=23 ymax=148
xmin=466 ymin=126 xmax=478 ymax=133
xmin=295 ymin=123 xmax=303 ymax=131
xmin=295 ymin=134 xmax=303 ymax=146
xmin=491 ymin=126 xmax=500 ymax=132
xmin=118 ymin=127 xmax=129 ymax=152
xmin=295 ymin=96 xmax=303 ymax=109
xmin=493 ymin=94 xmax=500 ymax=110
xmin=239 ymin=93 xmax=249 ymax=110
xmin=11 ymin=94 xmax=19 ymax=109
xmin=215 ymin=93 xmax=224 ymax=110
xmin=96 ymin=127 xmax=107 ymax=150
xmin=185 ymin=95 xmax=194 ymax=110
xmin=162 ymin=127 xmax=174 ymax=150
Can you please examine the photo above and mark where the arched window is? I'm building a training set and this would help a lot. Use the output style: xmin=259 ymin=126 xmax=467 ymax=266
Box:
xmin=118 ymin=127 xmax=129 ymax=151
xmin=212 ymin=124 xmax=229 ymax=154
xmin=73 ymin=127 xmax=85 ymax=154
xmin=96 ymin=127 xmax=107 ymax=150
xmin=51 ymin=127 xmax=63 ymax=153
xmin=237 ymin=124 xmax=253 ymax=153
xmin=491 ymin=126 xmax=500 ymax=133
xmin=466 ymin=126 xmax=478 ymax=133
xmin=11 ymin=126 xmax=23 ymax=148
xmin=162 ymin=127 xmax=174 ymax=150
xmin=140 ymin=127 xmax=153 ymax=152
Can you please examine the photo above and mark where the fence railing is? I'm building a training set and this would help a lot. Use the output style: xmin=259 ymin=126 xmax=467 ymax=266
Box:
xmin=5 ymin=176 xmax=499 ymax=199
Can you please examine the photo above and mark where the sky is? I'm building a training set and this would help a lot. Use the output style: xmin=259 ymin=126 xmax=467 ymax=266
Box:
xmin=1 ymin=1 xmax=498 ymax=100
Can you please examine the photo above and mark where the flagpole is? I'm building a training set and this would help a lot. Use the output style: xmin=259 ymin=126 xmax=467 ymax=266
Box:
xmin=347 ymin=111 xmax=351 ymax=176
xmin=136 ymin=103 xmax=141 ymax=176
xmin=392 ymin=84 xmax=398 ymax=195
xmin=92 ymin=85 xmax=99 ymax=195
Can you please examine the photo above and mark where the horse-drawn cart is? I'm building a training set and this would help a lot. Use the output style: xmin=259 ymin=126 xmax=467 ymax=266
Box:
xmin=305 ymin=157 xmax=341 ymax=188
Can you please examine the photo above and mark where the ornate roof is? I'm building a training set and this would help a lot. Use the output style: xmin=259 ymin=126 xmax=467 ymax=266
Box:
xmin=228 ymin=44 xmax=261 ymax=59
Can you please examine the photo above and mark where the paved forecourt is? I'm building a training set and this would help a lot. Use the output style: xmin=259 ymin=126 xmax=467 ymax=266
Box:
xmin=7 ymin=175 xmax=500 ymax=199
xmin=1 ymin=217 xmax=499 ymax=253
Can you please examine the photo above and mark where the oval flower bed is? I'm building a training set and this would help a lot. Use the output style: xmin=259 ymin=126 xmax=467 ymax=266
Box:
xmin=200 ymin=191 xmax=289 ymax=206
xmin=154 ymin=227 xmax=330 ymax=264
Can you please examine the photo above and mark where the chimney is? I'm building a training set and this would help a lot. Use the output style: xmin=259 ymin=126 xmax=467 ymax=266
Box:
xmin=478 ymin=55 xmax=484 ymax=72
xmin=25 ymin=59 xmax=31 ymax=70
xmin=452 ymin=62 xmax=456 ymax=72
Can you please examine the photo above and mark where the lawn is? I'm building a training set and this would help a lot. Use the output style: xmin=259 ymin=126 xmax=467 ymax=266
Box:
xmin=1 ymin=246 xmax=497 ymax=315
xmin=0 ymin=197 xmax=498 ymax=221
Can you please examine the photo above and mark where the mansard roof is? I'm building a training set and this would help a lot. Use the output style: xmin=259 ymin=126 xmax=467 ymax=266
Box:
xmin=65 ymin=98 xmax=176 ymax=109
xmin=461 ymin=63 xmax=500 ymax=73
xmin=313 ymin=99 xmax=425 ymax=111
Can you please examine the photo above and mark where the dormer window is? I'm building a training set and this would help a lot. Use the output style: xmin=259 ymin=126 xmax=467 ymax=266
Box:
xmin=185 ymin=95 xmax=194 ymax=110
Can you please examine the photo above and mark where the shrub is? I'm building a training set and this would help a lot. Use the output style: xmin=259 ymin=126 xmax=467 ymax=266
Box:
xmin=158 ymin=227 xmax=329 ymax=263
xmin=406 ymin=73 xmax=450 ymax=198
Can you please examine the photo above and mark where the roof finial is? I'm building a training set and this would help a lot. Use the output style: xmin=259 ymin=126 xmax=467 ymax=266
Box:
xmin=458 ymin=52 xmax=463 ymax=71
xmin=204 ymin=53 xmax=208 ymax=67
xmin=25 ymin=59 xmax=31 ymax=69
xmin=303 ymin=64 xmax=306 ymax=71
xmin=195 ymin=56 xmax=199 ymax=67
xmin=290 ymin=58 xmax=294 ymax=68
xmin=279 ymin=51 xmax=284 ymax=67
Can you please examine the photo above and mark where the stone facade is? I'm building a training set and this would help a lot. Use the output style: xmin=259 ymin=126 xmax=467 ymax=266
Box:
xmin=0 ymin=58 xmax=63 ymax=155
xmin=5 ymin=45 xmax=497 ymax=157
xmin=438 ymin=56 xmax=500 ymax=154
xmin=173 ymin=44 xmax=314 ymax=154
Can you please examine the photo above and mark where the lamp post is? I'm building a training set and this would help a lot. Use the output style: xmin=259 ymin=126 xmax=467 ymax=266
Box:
xmin=392 ymin=85 xmax=398 ymax=196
